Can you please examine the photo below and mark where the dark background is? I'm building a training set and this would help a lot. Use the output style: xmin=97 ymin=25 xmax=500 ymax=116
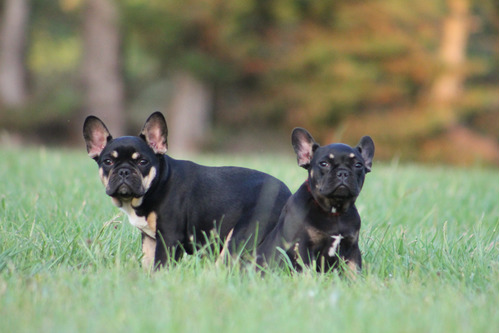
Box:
xmin=0 ymin=0 xmax=497 ymax=165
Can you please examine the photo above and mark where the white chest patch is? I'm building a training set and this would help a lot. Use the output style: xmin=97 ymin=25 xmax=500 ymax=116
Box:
xmin=328 ymin=235 xmax=344 ymax=257
xmin=119 ymin=201 xmax=156 ymax=239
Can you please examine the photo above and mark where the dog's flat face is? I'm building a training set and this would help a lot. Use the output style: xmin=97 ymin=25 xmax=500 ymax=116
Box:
xmin=292 ymin=128 xmax=375 ymax=214
xmin=307 ymin=143 xmax=368 ymax=213
xmin=83 ymin=112 xmax=169 ymax=208
xmin=97 ymin=137 xmax=158 ymax=201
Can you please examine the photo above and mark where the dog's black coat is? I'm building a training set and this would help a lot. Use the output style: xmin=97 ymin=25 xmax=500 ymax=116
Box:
xmin=83 ymin=112 xmax=291 ymax=268
xmin=257 ymin=128 xmax=374 ymax=273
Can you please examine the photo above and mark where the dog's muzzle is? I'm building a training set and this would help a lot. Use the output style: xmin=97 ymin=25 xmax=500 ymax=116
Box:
xmin=107 ymin=167 xmax=145 ymax=198
xmin=332 ymin=184 xmax=352 ymax=197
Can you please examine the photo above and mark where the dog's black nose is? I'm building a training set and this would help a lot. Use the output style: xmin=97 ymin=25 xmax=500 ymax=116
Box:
xmin=336 ymin=170 xmax=349 ymax=181
xmin=118 ymin=169 xmax=131 ymax=178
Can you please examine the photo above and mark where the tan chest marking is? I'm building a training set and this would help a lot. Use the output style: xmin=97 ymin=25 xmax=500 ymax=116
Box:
xmin=306 ymin=226 xmax=327 ymax=244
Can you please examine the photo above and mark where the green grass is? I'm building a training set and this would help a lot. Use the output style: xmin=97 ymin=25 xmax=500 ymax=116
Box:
xmin=0 ymin=148 xmax=498 ymax=333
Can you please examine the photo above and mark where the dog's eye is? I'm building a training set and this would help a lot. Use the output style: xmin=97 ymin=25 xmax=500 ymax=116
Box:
xmin=103 ymin=159 xmax=113 ymax=166
xmin=319 ymin=161 xmax=330 ymax=168
xmin=355 ymin=162 xmax=363 ymax=168
xmin=138 ymin=159 xmax=149 ymax=166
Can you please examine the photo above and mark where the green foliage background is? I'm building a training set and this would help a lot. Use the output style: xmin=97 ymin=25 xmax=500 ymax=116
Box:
xmin=0 ymin=0 xmax=498 ymax=164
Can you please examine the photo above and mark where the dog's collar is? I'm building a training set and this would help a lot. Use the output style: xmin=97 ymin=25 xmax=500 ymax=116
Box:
xmin=304 ymin=180 xmax=341 ymax=217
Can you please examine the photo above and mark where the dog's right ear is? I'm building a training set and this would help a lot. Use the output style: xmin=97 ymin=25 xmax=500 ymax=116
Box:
xmin=83 ymin=116 xmax=112 ymax=160
xmin=140 ymin=112 xmax=169 ymax=154
xmin=291 ymin=128 xmax=319 ymax=169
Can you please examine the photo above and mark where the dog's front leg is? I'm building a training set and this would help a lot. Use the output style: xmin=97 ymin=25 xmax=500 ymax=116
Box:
xmin=340 ymin=243 xmax=362 ymax=279
xmin=154 ymin=233 xmax=184 ymax=269
xmin=141 ymin=233 xmax=156 ymax=272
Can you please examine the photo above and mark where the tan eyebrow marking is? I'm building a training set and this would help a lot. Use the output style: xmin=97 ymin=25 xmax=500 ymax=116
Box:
xmin=111 ymin=151 xmax=118 ymax=158
xmin=329 ymin=154 xmax=334 ymax=159
xmin=132 ymin=152 xmax=140 ymax=159
xmin=349 ymin=153 xmax=355 ymax=158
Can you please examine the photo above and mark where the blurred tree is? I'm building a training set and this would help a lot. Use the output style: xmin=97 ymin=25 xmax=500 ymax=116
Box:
xmin=421 ymin=0 xmax=498 ymax=164
xmin=341 ymin=0 xmax=498 ymax=164
xmin=431 ymin=0 xmax=470 ymax=108
xmin=120 ymin=0 xmax=497 ymax=163
xmin=270 ymin=0 xmax=442 ymax=130
xmin=80 ymin=0 xmax=124 ymax=137
xmin=0 ymin=0 xmax=30 ymax=107
xmin=121 ymin=0 xmax=241 ymax=151
xmin=0 ymin=0 xmax=495 ymax=163
xmin=168 ymin=72 xmax=212 ymax=154
xmin=123 ymin=0 xmax=443 ymax=129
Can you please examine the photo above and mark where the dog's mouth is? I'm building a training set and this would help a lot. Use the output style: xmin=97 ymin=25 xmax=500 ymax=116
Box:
xmin=317 ymin=185 xmax=358 ymax=214
xmin=331 ymin=184 xmax=352 ymax=197
xmin=107 ymin=181 xmax=145 ymax=199
xmin=116 ymin=184 xmax=135 ymax=198
xmin=307 ymin=179 xmax=360 ymax=215
xmin=320 ymin=184 xmax=356 ymax=200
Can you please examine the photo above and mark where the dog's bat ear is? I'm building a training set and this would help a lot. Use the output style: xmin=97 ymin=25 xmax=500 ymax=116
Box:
xmin=356 ymin=136 xmax=375 ymax=172
xmin=140 ymin=111 xmax=169 ymax=154
xmin=83 ymin=116 xmax=113 ymax=160
xmin=291 ymin=128 xmax=319 ymax=169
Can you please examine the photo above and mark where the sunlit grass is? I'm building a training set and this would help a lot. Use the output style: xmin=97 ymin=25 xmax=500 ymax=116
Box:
xmin=0 ymin=148 xmax=498 ymax=333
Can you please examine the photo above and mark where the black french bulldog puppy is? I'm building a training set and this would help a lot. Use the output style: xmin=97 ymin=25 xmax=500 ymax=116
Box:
xmin=257 ymin=128 xmax=374 ymax=274
xmin=83 ymin=112 xmax=291 ymax=269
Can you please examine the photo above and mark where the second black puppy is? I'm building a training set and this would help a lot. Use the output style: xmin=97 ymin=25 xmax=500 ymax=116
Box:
xmin=83 ymin=112 xmax=291 ymax=269
xmin=257 ymin=128 xmax=374 ymax=274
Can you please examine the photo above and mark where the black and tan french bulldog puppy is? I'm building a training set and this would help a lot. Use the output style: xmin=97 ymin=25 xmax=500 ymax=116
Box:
xmin=257 ymin=128 xmax=374 ymax=274
xmin=83 ymin=112 xmax=291 ymax=269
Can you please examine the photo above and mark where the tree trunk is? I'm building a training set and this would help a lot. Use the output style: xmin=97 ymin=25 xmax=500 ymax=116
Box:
xmin=0 ymin=0 xmax=29 ymax=107
xmin=422 ymin=0 xmax=498 ymax=165
xmin=80 ymin=0 xmax=124 ymax=137
xmin=429 ymin=0 xmax=470 ymax=121
xmin=168 ymin=72 xmax=212 ymax=155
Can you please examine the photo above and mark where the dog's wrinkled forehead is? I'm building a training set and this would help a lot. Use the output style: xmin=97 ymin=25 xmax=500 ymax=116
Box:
xmin=101 ymin=136 xmax=156 ymax=160
xmin=313 ymin=143 xmax=361 ymax=163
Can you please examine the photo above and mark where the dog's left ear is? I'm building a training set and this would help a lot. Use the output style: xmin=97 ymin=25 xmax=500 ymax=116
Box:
xmin=292 ymin=128 xmax=319 ymax=169
xmin=83 ymin=116 xmax=113 ymax=160
xmin=140 ymin=112 xmax=169 ymax=154
xmin=356 ymin=136 xmax=375 ymax=172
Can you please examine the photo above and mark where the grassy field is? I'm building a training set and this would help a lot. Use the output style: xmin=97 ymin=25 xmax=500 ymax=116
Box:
xmin=0 ymin=148 xmax=498 ymax=333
